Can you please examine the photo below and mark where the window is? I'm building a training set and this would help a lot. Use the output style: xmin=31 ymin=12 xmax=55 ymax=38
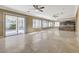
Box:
xmin=33 ymin=18 xmax=41 ymax=28
xmin=49 ymin=22 xmax=51 ymax=27
xmin=55 ymin=22 xmax=60 ymax=27
xmin=33 ymin=19 xmax=36 ymax=28
xmin=18 ymin=17 xmax=25 ymax=34
xmin=50 ymin=22 xmax=53 ymax=27
xmin=43 ymin=20 xmax=48 ymax=28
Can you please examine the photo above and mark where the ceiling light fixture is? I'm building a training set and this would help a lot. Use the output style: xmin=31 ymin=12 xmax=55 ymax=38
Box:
xmin=33 ymin=5 xmax=45 ymax=12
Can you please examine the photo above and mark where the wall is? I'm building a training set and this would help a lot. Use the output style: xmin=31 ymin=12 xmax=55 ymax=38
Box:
xmin=26 ymin=16 xmax=34 ymax=33
xmin=76 ymin=7 xmax=79 ymax=36
xmin=0 ymin=10 xmax=4 ymax=37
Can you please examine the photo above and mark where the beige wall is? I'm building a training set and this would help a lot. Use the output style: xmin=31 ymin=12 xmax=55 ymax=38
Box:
xmin=27 ymin=16 xmax=34 ymax=33
xmin=0 ymin=10 xmax=4 ymax=36
xmin=76 ymin=7 xmax=79 ymax=35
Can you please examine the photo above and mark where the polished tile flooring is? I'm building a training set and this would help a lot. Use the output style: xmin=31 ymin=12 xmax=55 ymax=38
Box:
xmin=0 ymin=28 xmax=79 ymax=53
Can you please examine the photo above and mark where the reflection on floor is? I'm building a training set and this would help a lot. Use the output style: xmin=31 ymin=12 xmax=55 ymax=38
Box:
xmin=6 ymin=30 xmax=24 ymax=36
xmin=0 ymin=28 xmax=79 ymax=53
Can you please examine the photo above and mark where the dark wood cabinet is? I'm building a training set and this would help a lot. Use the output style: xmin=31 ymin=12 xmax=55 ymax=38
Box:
xmin=59 ymin=21 xmax=75 ymax=31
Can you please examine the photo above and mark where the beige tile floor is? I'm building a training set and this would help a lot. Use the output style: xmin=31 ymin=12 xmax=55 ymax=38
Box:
xmin=0 ymin=28 xmax=79 ymax=53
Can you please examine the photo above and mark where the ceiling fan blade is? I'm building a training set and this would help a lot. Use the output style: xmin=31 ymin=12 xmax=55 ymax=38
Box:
xmin=38 ymin=9 xmax=43 ymax=12
xmin=33 ymin=5 xmax=44 ymax=12
xmin=33 ymin=5 xmax=38 ymax=9
xmin=39 ymin=7 xmax=45 ymax=9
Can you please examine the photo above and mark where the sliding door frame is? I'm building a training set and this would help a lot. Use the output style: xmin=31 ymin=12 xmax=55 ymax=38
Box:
xmin=4 ymin=13 xmax=26 ymax=37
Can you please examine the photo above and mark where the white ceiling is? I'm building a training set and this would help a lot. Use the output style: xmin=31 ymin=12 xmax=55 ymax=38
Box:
xmin=0 ymin=5 xmax=78 ymax=21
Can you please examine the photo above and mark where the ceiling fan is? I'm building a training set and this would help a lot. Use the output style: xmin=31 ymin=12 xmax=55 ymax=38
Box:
xmin=33 ymin=5 xmax=45 ymax=12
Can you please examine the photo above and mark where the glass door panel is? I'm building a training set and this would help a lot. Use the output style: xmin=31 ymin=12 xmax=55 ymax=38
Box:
xmin=5 ymin=15 xmax=17 ymax=36
xmin=43 ymin=20 xmax=48 ymax=28
xmin=18 ymin=17 xmax=25 ymax=34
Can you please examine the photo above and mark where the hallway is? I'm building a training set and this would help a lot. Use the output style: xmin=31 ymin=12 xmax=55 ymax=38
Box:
xmin=0 ymin=28 xmax=79 ymax=53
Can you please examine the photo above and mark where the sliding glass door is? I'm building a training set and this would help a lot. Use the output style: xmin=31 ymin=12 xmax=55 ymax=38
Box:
xmin=18 ymin=17 xmax=25 ymax=34
xmin=5 ymin=15 xmax=25 ymax=36
xmin=5 ymin=15 xmax=17 ymax=36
